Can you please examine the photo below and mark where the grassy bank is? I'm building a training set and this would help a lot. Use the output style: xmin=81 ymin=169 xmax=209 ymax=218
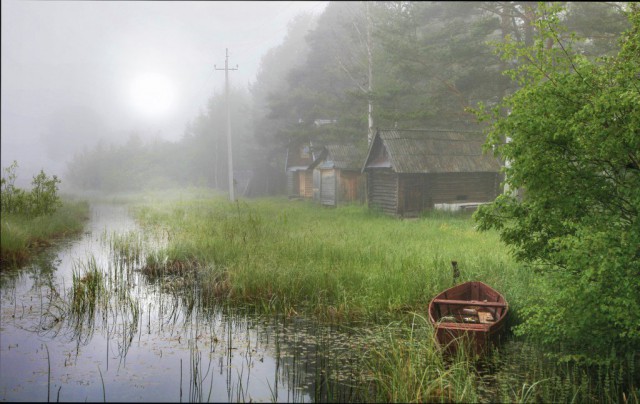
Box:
xmin=130 ymin=190 xmax=638 ymax=402
xmin=1 ymin=199 xmax=90 ymax=268
xmin=133 ymin=194 xmax=536 ymax=321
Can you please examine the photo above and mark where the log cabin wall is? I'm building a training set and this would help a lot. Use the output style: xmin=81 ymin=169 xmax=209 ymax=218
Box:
xmin=398 ymin=174 xmax=427 ymax=216
xmin=427 ymin=172 xmax=501 ymax=204
xmin=397 ymin=172 xmax=502 ymax=215
xmin=367 ymin=169 xmax=399 ymax=215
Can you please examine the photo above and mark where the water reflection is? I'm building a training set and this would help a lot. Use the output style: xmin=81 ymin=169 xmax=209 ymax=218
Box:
xmin=0 ymin=203 xmax=367 ymax=402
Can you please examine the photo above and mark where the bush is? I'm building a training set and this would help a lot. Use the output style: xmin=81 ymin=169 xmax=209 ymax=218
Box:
xmin=473 ymin=4 xmax=640 ymax=361
xmin=1 ymin=161 xmax=62 ymax=217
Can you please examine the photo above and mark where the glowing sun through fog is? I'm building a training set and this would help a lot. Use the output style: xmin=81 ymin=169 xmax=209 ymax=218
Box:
xmin=128 ymin=72 xmax=176 ymax=119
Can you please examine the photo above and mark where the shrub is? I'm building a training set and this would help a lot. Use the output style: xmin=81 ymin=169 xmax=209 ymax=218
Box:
xmin=1 ymin=161 xmax=62 ymax=217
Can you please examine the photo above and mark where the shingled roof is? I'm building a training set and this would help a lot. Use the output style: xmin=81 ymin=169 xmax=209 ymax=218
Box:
xmin=363 ymin=129 xmax=501 ymax=174
xmin=311 ymin=144 xmax=367 ymax=171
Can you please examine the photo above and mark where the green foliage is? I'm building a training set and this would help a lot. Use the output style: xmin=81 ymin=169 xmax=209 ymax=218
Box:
xmin=1 ymin=161 xmax=62 ymax=217
xmin=473 ymin=3 xmax=640 ymax=361
xmin=1 ymin=161 xmax=29 ymax=214
xmin=30 ymin=169 xmax=63 ymax=216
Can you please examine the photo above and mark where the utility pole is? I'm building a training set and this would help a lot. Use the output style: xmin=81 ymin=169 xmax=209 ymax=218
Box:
xmin=214 ymin=48 xmax=238 ymax=202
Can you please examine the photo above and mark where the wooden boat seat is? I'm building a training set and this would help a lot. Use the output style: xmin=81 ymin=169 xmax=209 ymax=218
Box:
xmin=435 ymin=322 xmax=491 ymax=331
xmin=431 ymin=299 xmax=507 ymax=308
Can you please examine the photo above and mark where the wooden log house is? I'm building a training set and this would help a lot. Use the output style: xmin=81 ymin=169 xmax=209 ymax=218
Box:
xmin=362 ymin=129 xmax=503 ymax=217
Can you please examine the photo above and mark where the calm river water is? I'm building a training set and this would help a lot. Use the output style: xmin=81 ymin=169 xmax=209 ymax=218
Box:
xmin=0 ymin=204 xmax=364 ymax=402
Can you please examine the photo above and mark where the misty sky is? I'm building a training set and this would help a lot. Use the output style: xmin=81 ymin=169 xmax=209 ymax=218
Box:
xmin=1 ymin=0 xmax=328 ymax=184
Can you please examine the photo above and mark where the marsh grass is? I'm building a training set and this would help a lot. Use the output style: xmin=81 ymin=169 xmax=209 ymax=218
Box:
xmin=107 ymin=230 xmax=146 ymax=266
xmin=0 ymin=200 xmax=89 ymax=268
xmin=362 ymin=314 xmax=479 ymax=402
xmin=127 ymin=191 xmax=638 ymax=403
xmin=132 ymin=196 xmax=527 ymax=323
xmin=40 ymin=229 xmax=145 ymax=356
xmin=70 ymin=257 xmax=104 ymax=321
xmin=478 ymin=341 xmax=640 ymax=403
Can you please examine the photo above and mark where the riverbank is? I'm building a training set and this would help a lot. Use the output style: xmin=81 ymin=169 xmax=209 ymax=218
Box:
xmin=0 ymin=199 xmax=89 ymax=268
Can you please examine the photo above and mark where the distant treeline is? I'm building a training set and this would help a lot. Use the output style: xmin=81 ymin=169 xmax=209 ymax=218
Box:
xmin=65 ymin=2 xmax=630 ymax=194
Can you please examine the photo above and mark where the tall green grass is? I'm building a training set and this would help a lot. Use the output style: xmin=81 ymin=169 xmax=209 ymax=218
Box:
xmin=130 ymin=191 xmax=638 ymax=403
xmin=133 ymin=196 xmax=533 ymax=322
xmin=1 ymin=200 xmax=89 ymax=268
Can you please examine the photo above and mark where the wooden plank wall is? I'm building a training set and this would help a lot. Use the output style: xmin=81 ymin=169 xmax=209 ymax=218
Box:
xmin=313 ymin=170 xmax=321 ymax=201
xmin=367 ymin=169 xmax=399 ymax=215
xmin=286 ymin=171 xmax=297 ymax=197
xmin=301 ymin=170 xmax=314 ymax=198
xmin=337 ymin=171 xmax=362 ymax=203
xmin=320 ymin=169 xmax=337 ymax=206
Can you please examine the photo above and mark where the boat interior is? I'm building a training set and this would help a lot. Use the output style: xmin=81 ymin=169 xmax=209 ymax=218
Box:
xmin=431 ymin=282 xmax=507 ymax=325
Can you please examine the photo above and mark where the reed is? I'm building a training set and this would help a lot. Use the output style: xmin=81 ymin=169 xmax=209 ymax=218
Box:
xmin=70 ymin=257 xmax=104 ymax=320
xmin=362 ymin=314 xmax=478 ymax=402
xmin=108 ymin=230 xmax=146 ymax=266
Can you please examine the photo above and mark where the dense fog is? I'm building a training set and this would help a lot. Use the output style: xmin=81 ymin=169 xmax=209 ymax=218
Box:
xmin=2 ymin=1 xmax=628 ymax=195
xmin=1 ymin=0 xmax=327 ymax=188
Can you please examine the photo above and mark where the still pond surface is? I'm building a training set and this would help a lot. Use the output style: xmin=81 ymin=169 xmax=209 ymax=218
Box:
xmin=0 ymin=204 xmax=364 ymax=402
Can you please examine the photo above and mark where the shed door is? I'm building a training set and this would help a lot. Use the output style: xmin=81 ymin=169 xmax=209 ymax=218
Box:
xmin=340 ymin=171 xmax=358 ymax=202
xmin=402 ymin=176 xmax=424 ymax=215
xmin=320 ymin=170 xmax=336 ymax=206
xmin=298 ymin=171 xmax=306 ymax=196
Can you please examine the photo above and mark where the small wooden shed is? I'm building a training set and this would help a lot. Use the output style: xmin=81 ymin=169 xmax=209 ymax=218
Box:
xmin=285 ymin=139 xmax=319 ymax=199
xmin=362 ymin=129 xmax=503 ymax=217
xmin=309 ymin=144 xmax=367 ymax=207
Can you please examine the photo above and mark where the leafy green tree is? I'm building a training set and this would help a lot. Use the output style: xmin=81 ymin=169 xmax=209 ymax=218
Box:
xmin=29 ymin=170 xmax=62 ymax=216
xmin=1 ymin=161 xmax=28 ymax=214
xmin=473 ymin=3 xmax=639 ymax=362
xmin=1 ymin=161 xmax=62 ymax=217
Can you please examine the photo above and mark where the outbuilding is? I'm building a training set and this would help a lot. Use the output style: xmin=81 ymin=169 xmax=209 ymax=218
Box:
xmin=309 ymin=144 xmax=367 ymax=206
xmin=362 ymin=129 xmax=503 ymax=217
xmin=285 ymin=139 xmax=319 ymax=199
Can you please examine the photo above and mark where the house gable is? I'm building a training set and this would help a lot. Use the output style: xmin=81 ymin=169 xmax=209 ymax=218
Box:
xmin=362 ymin=133 xmax=392 ymax=171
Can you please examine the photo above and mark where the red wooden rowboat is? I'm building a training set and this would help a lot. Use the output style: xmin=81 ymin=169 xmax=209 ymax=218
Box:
xmin=428 ymin=281 xmax=508 ymax=354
